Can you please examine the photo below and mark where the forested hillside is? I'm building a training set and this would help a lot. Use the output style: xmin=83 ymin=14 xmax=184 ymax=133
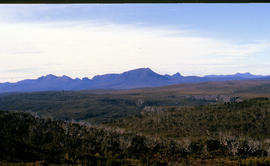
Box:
xmin=1 ymin=80 xmax=270 ymax=124
xmin=0 ymin=111 xmax=208 ymax=166
xmin=109 ymin=98 xmax=270 ymax=139
xmin=0 ymin=91 xmax=215 ymax=124
xmin=2 ymin=98 xmax=270 ymax=165
xmin=2 ymin=81 xmax=270 ymax=165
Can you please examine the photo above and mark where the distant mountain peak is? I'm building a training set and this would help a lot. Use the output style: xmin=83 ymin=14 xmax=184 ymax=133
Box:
xmin=124 ymin=68 xmax=154 ymax=73
xmin=122 ymin=68 xmax=159 ymax=77
xmin=37 ymin=74 xmax=73 ymax=81
xmin=38 ymin=74 xmax=58 ymax=80
xmin=0 ymin=68 xmax=269 ymax=93
xmin=46 ymin=74 xmax=57 ymax=77
xmin=172 ymin=72 xmax=182 ymax=77
xmin=61 ymin=75 xmax=73 ymax=81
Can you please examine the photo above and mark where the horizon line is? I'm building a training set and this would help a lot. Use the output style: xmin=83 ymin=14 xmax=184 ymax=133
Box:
xmin=1 ymin=67 xmax=269 ymax=84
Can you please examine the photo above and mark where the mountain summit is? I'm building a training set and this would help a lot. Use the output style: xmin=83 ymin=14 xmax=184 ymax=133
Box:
xmin=0 ymin=68 xmax=269 ymax=93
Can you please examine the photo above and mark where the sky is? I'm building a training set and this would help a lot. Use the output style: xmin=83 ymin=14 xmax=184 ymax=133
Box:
xmin=0 ymin=4 xmax=270 ymax=83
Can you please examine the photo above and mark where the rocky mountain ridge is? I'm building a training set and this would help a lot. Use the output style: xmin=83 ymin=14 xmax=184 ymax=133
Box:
xmin=0 ymin=68 xmax=268 ymax=93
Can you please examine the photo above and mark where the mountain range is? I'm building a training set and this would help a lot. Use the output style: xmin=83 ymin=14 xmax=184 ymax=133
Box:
xmin=0 ymin=68 xmax=269 ymax=93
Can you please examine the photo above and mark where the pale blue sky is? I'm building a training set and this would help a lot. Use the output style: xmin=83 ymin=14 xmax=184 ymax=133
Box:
xmin=0 ymin=4 xmax=270 ymax=82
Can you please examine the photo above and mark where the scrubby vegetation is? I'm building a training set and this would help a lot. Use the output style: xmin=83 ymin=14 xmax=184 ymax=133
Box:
xmin=0 ymin=111 xmax=201 ymax=165
xmin=110 ymin=98 xmax=270 ymax=139
xmin=1 ymin=80 xmax=270 ymax=124
xmin=2 ymin=98 xmax=270 ymax=165
xmin=0 ymin=91 xmax=215 ymax=124
xmin=2 ymin=81 xmax=270 ymax=165
xmin=107 ymin=98 xmax=270 ymax=165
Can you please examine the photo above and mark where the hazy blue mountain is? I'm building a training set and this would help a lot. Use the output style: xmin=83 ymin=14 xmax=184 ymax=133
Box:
xmin=204 ymin=72 xmax=263 ymax=81
xmin=255 ymin=76 xmax=270 ymax=80
xmin=0 ymin=68 xmax=269 ymax=93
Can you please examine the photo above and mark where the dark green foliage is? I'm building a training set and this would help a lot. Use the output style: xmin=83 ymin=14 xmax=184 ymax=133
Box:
xmin=106 ymin=98 xmax=270 ymax=162
xmin=0 ymin=92 xmax=141 ymax=123
xmin=110 ymin=98 xmax=270 ymax=139
xmin=0 ymin=111 xmax=192 ymax=165
xmin=0 ymin=91 xmax=214 ymax=124
xmin=2 ymin=98 xmax=270 ymax=165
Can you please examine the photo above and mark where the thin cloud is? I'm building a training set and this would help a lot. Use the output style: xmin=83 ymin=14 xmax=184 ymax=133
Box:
xmin=0 ymin=21 xmax=269 ymax=82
